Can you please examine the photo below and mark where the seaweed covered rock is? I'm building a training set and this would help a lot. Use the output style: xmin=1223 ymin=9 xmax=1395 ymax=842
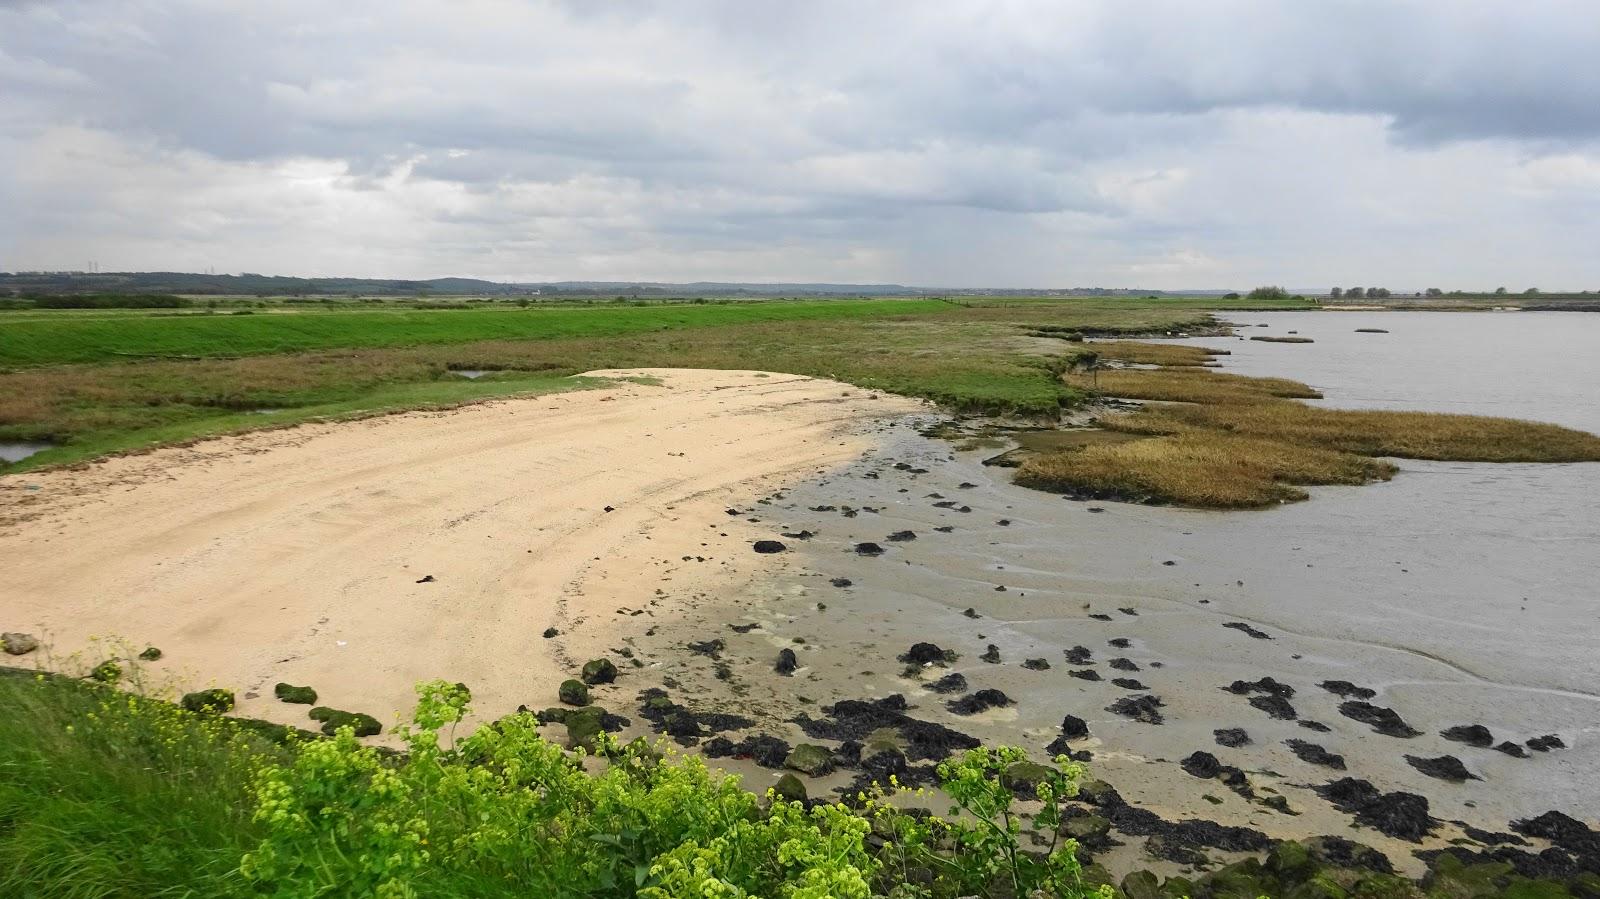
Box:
xmin=274 ymin=682 xmax=318 ymax=705
xmin=308 ymin=706 xmax=381 ymax=737
xmin=1001 ymin=759 xmax=1055 ymax=798
xmin=774 ymin=648 xmax=798 ymax=676
xmin=899 ymin=642 xmax=957 ymax=666
xmin=580 ymin=658 xmax=618 ymax=685
xmin=1106 ymin=694 xmax=1165 ymax=725
xmin=946 ymin=688 xmax=1012 ymax=716
xmin=558 ymin=679 xmax=590 ymax=707
xmin=1440 ymin=723 xmax=1493 ymax=747
xmin=1338 ymin=701 xmax=1421 ymax=738
xmin=181 ymin=688 xmax=236 ymax=714
xmin=1405 ymin=754 xmax=1479 ymax=782
xmin=1286 ymin=739 xmax=1347 ymax=770
xmin=1214 ymin=727 xmax=1251 ymax=748
xmin=1316 ymin=777 xmax=1435 ymax=842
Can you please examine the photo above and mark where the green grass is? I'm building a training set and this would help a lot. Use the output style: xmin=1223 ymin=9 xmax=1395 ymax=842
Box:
xmin=0 ymin=297 xmax=1243 ymax=470
xmin=0 ymin=300 xmax=952 ymax=368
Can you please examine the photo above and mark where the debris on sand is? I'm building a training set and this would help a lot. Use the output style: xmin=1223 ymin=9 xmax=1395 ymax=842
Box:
xmin=1405 ymin=754 xmax=1479 ymax=782
xmin=1222 ymin=621 xmax=1272 ymax=639
xmin=1338 ymin=701 xmax=1421 ymax=737
xmin=1111 ymin=677 xmax=1147 ymax=690
xmin=1440 ymin=724 xmax=1493 ymax=748
xmin=1064 ymin=645 xmax=1094 ymax=665
xmin=415 ymin=574 xmax=435 ymax=583
xmin=854 ymin=542 xmax=885 ymax=556
xmin=886 ymin=530 xmax=917 ymax=542
xmin=1069 ymin=668 xmax=1102 ymax=682
xmin=775 ymin=648 xmax=798 ymax=676
xmin=898 ymin=642 xmax=957 ymax=665
xmin=1106 ymin=694 xmax=1165 ymax=725
xmin=1284 ymin=739 xmax=1346 ymax=770
xmin=830 ymin=577 xmax=853 ymax=588
xmin=542 ymin=627 xmax=560 ymax=638
xmin=947 ymin=688 xmax=1013 ymax=716
xmin=794 ymin=694 xmax=980 ymax=762
xmin=928 ymin=673 xmax=968 ymax=694
xmin=1526 ymin=734 xmax=1566 ymax=752
xmin=1214 ymin=728 xmax=1251 ymax=748
xmin=752 ymin=540 xmax=787 ymax=554
xmin=1022 ymin=657 xmax=1051 ymax=671
xmin=1319 ymin=679 xmax=1376 ymax=700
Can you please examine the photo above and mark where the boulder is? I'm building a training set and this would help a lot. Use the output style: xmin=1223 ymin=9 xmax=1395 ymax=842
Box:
xmin=775 ymin=648 xmax=798 ymax=676
xmin=752 ymin=540 xmax=786 ymax=554
xmin=784 ymin=743 xmax=835 ymax=776
xmin=558 ymin=679 xmax=590 ymax=707
xmin=138 ymin=646 xmax=163 ymax=661
xmin=772 ymin=773 xmax=808 ymax=802
xmin=581 ymin=658 xmax=618 ymax=685
xmin=274 ymin=683 xmax=318 ymax=704
xmin=1 ymin=632 xmax=39 ymax=655
xmin=564 ymin=706 xmax=607 ymax=751
xmin=1440 ymin=724 xmax=1493 ymax=747
xmin=1062 ymin=814 xmax=1111 ymax=842
xmin=1001 ymin=760 xmax=1055 ymax=795
xmin=1061 ymin=715 xmax=1090 ymax=739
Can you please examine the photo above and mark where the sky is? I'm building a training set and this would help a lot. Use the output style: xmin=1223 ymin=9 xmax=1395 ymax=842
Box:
xmin=2 ymin=1 xmax=1598 ymax=290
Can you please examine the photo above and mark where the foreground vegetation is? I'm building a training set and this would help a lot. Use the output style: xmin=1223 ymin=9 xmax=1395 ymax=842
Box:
xmin=0 ymin=668 xmax=1115 ymax=898
xmin=1015 ymin=343 xmax=1600 ymax=507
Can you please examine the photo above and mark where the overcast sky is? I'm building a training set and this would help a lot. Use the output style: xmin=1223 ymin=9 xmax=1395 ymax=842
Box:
xmin=3 ymin=1 xmax=1598 ymax=289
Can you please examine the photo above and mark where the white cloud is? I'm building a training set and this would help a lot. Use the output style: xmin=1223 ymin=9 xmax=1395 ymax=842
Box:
xmin=1 ymin=0 xmax=1598 ymax=287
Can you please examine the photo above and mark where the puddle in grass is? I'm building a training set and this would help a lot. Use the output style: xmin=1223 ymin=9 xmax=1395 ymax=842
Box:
xmin=452 ymin=370 xmax=490 ymax=379
xmin=0 ymin=442 xmax=53 ymax=463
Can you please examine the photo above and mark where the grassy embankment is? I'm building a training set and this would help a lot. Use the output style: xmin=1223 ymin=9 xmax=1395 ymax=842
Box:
xmin=0 ymin=295 xmax=1298 ymax=470
xmin=1015 ymin=342 xmax=1600 ymax=507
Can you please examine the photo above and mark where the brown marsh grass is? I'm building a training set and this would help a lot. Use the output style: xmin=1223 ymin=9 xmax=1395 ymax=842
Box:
xmin=1016 ymin=432 xmax=1396 ymax=508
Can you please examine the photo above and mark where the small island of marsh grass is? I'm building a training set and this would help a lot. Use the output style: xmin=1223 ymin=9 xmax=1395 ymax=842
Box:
xmin=1013 ymin=341 xmax=1600 ymax=508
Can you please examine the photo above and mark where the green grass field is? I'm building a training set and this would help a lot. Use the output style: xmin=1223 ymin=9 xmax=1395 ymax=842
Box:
xmin=0 ymin=295 xmax=1311 ymax=470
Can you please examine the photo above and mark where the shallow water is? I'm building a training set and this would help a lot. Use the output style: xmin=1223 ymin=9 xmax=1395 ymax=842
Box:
xmin=655 ymin=311 xmax=1600 ymax=845
xmin=0 ymin=442 xmax=52 ymax=463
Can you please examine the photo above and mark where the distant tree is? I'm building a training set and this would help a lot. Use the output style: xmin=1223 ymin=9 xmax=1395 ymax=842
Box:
xmin=1523 ymin=287 xmax=1540 ymax=295
xmin=1494 ymin=286 xmax=1508 ymax=295
xmin=1246 ymin=285 xmax=1290 ymax=301
xmin=1222 ymin=292 xmax=1241 ymax=299
xmin=1425 ymin=287 xmax=1443 ymax=297
xmin=1348 ymin=287 xmax=1365 ymax=298
xmin=1371 ymin=287 xmax=1392 ymax=298
xmin=1330 ymin=287 xmax=1343 ymax=299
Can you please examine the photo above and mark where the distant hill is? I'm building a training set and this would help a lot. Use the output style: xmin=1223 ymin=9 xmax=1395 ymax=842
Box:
xmin=0 ymin=271 xmax=1201 ymax=298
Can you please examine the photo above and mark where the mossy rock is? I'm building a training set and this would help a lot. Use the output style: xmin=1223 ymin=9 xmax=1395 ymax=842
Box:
xmin=1268 ymin=840 xmax=1318 ymax=884
xmin=308 ymin=706 xmax=381 ymax=737
xmin=1122 ymin=870 xmax=1163 ymax=899
xmin=1201 ymin=859 xmax=1275 ymax=899
xmin=1350 ymin=874 xmax=1425 ymax=898
xmin=565 ymin=706 xmax=607 ymax=751
xmin=537 ymin=707 xmax=569 ymax=725
xmin=558 ymin=679 xmax=590 ymax=707
xmin=643 ymin=694 xmax=675 ymax=713
xmin=181 ymin=688 xmax=235 ymax=714
xmin=273 ymin=682 xmax=317 ymax=704
xmin=784 ymin=743 xmax=835 ymax=776
xmin=1286 ymin=874 xmax=1350 ymax=899
xmin=580 ymin=658 xmax=618 ymax=685
xmin=772 ymin=773 xmax=808 ymax=802
xmin=1061 ymin=814 xmax=1110 ymax=842
xmin=89 ymin=659 xmax=122 ymax=683
xmin=137 ymin=646 xmax=163 ymax=661
xmin=1001 ymin=759 xmax=1054 ymax=793
xmin=1425 ymin=854 xmax=1515 ymax=898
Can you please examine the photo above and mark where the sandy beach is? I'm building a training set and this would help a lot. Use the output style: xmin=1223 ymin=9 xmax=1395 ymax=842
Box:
xmin=0 ymin=369 xmax=924 ymax=730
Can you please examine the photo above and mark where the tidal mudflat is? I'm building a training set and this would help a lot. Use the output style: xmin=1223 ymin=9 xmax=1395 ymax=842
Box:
xmin=608 ymin=312 xmax=1599 ymax=874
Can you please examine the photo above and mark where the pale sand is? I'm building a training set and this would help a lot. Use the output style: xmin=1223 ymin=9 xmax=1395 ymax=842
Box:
xmin=0 ymin=369 xmax=924 ymax=730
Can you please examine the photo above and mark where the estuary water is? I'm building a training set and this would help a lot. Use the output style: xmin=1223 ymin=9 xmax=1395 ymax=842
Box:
xmin=653 ymin=310 xmax=1600 ymax=850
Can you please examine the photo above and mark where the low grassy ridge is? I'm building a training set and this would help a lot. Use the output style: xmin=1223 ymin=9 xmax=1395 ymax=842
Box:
xmin=1014 ymin=341 xmax=1600 ymax=508
xmin=0 ymin=297 xmax=1238 ymax=470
